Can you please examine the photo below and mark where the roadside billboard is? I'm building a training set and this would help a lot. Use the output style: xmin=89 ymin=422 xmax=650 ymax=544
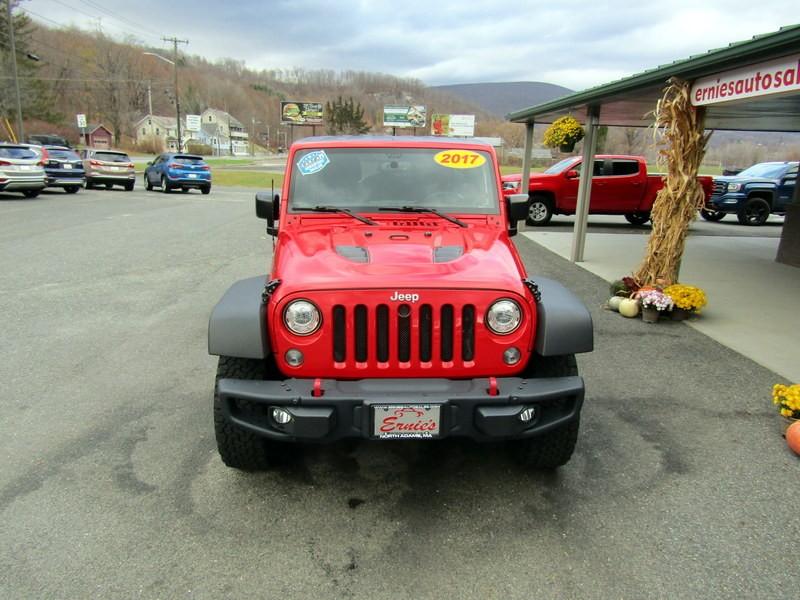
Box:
xmin=383 ymin=105 xmax=426 ymax=128
xmin=431 ymin=114 xmax=476 ymax=137
xmin=281 ymin=101 xmax=324 ymax=125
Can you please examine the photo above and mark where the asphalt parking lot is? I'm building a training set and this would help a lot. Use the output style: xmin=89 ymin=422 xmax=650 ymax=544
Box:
xmin=1 ymin=186 xmax=797 ymax=599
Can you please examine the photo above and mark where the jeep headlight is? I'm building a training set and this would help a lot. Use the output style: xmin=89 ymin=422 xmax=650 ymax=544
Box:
xmin=727 ymin=182 xmax=742 ymax=192
xmin=283 ymin=300 xmax=321 ymax=336
xmin=486 ymin=299 xmax=522 ymax=335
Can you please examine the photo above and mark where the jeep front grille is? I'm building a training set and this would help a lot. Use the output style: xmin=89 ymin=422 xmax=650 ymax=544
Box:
xmin=332 ymin=302 xmax=476 ymax=366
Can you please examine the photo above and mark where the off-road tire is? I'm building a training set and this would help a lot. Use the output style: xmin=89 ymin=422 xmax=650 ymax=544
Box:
xmin=214 ymin=356 xmax=286 ymax=470
xmin=525 ymin=194 xmax=554 ymax=226
xmin=23 ymin=189 xmax=40 ymax=198
xmin=161 ymin=175 xmax=171 ymax=193
xmin=700 ymin=208 xmax=725 ymax=222
xmin=737 ymin=197 xmax=770 ymax=226
xmin=65 ymin=186 xmax=80 ymax=194
xmin=511 ymin=354 xmax=580 ymax=469
xmin=624 ymin=211 xmax=651 ymax=225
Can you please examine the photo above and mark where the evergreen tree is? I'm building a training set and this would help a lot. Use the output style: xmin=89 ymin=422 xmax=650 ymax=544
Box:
xmin=0 ymin=0 xmax=59 ymax=134
xmin=324 ymin=95 xmax=370 ymax=135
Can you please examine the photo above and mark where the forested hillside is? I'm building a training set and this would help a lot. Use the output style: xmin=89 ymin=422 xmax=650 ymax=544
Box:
xmin=2 ymin=14 xmax=521 ymax=148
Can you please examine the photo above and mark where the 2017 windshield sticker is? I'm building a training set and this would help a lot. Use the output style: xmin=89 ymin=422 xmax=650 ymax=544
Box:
xmin=434 ymin=150 xmax=485 ymax=169
xmin=297 ymin=150 xmax=330 ymax=175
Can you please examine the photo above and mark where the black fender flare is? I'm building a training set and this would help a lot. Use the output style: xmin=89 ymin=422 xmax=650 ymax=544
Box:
xmin=208 ymin=275 xmax=269 ymax=359
xmin=532 ymin=277 xmax=594 ymax=356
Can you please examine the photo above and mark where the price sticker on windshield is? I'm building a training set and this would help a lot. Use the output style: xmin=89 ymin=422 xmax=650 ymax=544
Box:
xmin=434 ymin=150 xmax=485 ymax=169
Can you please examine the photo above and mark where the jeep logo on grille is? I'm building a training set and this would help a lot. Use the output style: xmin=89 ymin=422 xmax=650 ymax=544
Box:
xmin=390 ymin=291 xmax=419 ymax=303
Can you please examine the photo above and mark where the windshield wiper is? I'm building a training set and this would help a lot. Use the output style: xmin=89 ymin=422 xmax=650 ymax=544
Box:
xmin=293 ymin=205 xmax=377 ymax=225
xmin=377 ymin=206 xmax=467 ymax=228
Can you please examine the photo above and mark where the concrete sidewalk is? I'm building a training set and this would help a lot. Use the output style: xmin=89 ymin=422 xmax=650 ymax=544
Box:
xmin=523 ymin=228 xmax=799 ymax=382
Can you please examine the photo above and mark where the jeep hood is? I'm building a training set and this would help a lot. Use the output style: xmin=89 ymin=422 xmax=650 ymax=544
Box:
xmin=272 ymin=220 xmax=527 ymax=297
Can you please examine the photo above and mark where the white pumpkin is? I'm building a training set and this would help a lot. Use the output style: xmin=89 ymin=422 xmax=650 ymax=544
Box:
xmin=608 ymin=296 xmax=623 ymax=312
xmin=618 ymin=298 xmax=640 ymax=318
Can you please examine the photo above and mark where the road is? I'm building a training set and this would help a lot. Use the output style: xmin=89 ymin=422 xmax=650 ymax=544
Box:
xmin=0 ymin=186 xmax=796 ymax=599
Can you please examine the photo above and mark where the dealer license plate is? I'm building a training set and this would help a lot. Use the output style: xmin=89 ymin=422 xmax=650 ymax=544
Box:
xmin=188 ymin=173 xmax=197 ymax=178
xmin=63 ymin=164 xmax=72 ymax=169
xmin=373 ymin=405 xmax=441 ymax=439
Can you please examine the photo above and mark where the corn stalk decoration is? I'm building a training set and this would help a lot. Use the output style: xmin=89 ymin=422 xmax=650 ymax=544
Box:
xmin=634 ymin=78 xmax=712 ymax=286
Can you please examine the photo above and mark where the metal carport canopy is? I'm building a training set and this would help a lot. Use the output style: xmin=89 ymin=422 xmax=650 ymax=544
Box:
xmin=507 ymin=24 xmax=800 ymax=263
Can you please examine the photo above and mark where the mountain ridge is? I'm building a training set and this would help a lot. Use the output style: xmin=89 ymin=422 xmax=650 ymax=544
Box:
xmin=431 ymin=81 xmax=574 ymax=118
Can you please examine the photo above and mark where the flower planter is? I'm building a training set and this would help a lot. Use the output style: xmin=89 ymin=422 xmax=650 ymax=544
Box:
xmin=670 ymin=307 xmax=690 ymax=321
xmin=559 ymin=143 xmax=575 ymax=153
xmin=642 ymin=306 xmax=660 ymax=323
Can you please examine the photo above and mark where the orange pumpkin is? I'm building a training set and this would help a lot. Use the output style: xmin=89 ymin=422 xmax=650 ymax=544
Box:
xmin=786 ymin=421 xmax=800 ymax=456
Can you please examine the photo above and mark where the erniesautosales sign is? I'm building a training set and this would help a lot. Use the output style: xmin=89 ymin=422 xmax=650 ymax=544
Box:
xmin=691 ymin=53 xmax=800 ymax=106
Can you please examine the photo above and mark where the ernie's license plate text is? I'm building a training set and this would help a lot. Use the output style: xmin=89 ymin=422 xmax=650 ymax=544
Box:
xmin=373 ymin=405 xmax=441 ymax=439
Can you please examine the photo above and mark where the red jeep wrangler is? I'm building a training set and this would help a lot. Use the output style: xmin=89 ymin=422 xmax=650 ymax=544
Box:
xmin=208 ymin=136 xmax=593 ymax=470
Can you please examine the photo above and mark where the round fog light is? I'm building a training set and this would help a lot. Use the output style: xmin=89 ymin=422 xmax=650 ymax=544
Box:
xmin=272 ymin=407 xmax=292 ymax=425
xmin=285 ymin=349 xmax=304 ymax=367
xmin=503 ymin=347 xmax=521 ymax=365
xmin=519 ymin=407 xmax=536 ymax=423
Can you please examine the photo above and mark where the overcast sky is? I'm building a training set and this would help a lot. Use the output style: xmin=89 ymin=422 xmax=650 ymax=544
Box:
xmin=25 ymin=0 xmax=799 ymax=90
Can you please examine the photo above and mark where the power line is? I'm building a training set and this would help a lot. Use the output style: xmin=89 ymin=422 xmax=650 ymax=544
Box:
xmin=0 ymin=75 xmax=171 ymax=83
xmin=23 ymin=1 xmax=162 ymax=43
xmin=20 ymin=8 xmax=64 ymax=29
xmin=77 ymin=0 xmax=164 ymax=41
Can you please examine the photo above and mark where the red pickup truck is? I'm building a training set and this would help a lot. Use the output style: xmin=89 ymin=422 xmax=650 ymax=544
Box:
xmin=502 ymin=155 xmax=714 ymax=226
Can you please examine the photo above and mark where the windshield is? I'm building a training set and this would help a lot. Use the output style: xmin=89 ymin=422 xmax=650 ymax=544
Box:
xmin=48 ymin=149 xmax=80 ymax=161
xmin=289 ymin=147 xmax=499 ymax=214
xmin=544 ymin=157 xmax=578 ymax=174
xmin=93 ymin=152 xmax=130 ymax=163
xmin=737 ymin=163 xmax=789 ymax=179
xmin=173 ymin=155 xmax=205 ymax=165
xmin=0 ymin=146 xmax=39 ymax=159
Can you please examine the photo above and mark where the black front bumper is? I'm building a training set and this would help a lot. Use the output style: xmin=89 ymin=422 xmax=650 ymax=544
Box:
xmin=217 ymin=376 xmax=584 ymax=442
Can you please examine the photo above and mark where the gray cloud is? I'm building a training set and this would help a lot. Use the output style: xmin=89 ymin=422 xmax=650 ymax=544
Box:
xmin=28 ymin=0 xmax=798 ymax=90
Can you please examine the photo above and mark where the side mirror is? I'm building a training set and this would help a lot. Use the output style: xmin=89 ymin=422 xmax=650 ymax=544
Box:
xmin=565 ymin=169 xmax=579 ymax=179
xmin=255 ymin=191 xmax=281 ymax=236
xmin=505 ymin=193 xmax=528 ymax=237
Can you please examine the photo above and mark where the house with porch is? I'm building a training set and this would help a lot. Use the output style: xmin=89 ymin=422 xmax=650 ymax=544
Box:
xmin=135 ymin=114 xmax=181 ymax=152
xmin=200 ymin=108 xmax=248 ymax=155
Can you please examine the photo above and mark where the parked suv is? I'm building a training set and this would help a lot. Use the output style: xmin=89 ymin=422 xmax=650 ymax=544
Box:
xmin=144 ymin=153 xmax=211 ymax=194
xmin=43 ymin=146 xmax=85 ymax=193
xmin=208 ymin=136 xmax=593 ymax=471
xmin=705 ymin=161 xmax=798 ymax=225
xmin=0 ymin=143 xmax=46 ymax=198
xmin=81 ymin=149 xmax=135 ymax=191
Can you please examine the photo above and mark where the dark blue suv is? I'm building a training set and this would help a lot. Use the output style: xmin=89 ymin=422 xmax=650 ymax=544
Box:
xmin=144 ymin=153 xmax=211 ymax=194
xmin=705 ymin=161 xmax=798 ymax=226
xmin=43 ymin=146 xmax=85 ymax=193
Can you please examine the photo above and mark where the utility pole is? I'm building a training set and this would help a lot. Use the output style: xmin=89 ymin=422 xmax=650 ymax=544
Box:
xmin=147 ymin=81 xmax=153 ymax=115
xmin=7 ymin=0 xmax=24 ymax=142
xmin=162 ymin=36 xmax=188 ymax=151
